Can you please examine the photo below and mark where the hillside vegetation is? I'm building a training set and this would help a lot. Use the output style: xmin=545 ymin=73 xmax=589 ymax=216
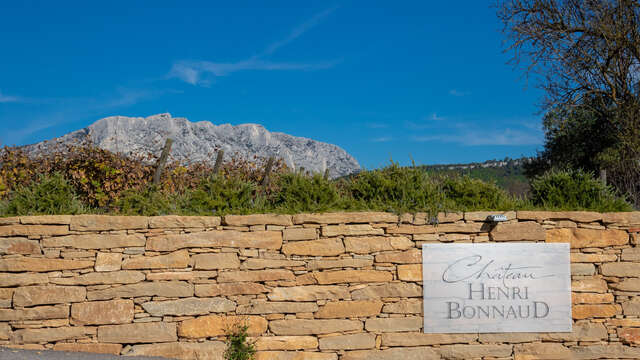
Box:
xmin=0 ymin=144 xmax=632 ymax=217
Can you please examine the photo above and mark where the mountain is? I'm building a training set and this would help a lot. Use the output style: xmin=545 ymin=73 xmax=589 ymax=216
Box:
xmin=23 ymin=113 xmax=361 ymax=178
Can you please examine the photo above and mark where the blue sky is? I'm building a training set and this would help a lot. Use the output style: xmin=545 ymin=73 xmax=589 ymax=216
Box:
xmin=0 ymin=1 xmax=544 ymax=169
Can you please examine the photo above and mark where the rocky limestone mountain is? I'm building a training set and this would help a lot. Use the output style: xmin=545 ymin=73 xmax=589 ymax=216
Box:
xmin=24 ymin=113 xmax=361 ymax=178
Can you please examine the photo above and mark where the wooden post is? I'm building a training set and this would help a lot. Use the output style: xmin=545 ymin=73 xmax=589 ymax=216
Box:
xmin=213 ymin=150 xmax=224 ymax=175
xmin=261 ymin=157 xmax=275 ymax=186
xmin=153 ymin=138 xmax=173 ymax=185
xmin=600 ymin=169 xmax=607 ymax=186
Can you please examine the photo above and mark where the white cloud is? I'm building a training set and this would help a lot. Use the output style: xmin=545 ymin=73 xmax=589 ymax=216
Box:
xmin=170 ymin=7 xmax=340 ymax=86
xmin=412 ymin=128 xmax=543 ymax=146
xmin=430 ymin=113 xmax=445 ymax=121
xmin=449 ymin=89 xmax=469 ymax=97
xmin=371 ymin=136 xmax=393 ymax=142
xmin=0 ymin=91 xmax=20 ymax=103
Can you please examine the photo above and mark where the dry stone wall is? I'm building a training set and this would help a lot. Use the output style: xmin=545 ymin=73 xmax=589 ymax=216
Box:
xmin=0 ymin=211 xmax=639 ymax=359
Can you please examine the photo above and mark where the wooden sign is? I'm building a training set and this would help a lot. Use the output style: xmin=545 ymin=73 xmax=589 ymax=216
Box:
xmin=422 ymin=243 xmax=572 ymax=333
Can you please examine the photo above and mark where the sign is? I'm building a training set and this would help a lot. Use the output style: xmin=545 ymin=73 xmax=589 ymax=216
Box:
xmin=422 ymin=243 xmax=571 ymax=333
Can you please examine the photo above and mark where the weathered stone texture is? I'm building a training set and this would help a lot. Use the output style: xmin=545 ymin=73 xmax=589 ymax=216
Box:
xmin=397 ymin=264 xmax=422 ymax=281
xmin=351 ymin=283 xmax=421 ymax=300
xmin=381 ymin=332 xmax=477 ymax=346
xmin=87 ymin=281 xmax=193 ymax=300
xmin=269 ymin=319 xmax=363 ymax=335
xmin=0 ymin=224 xmax=68 ymax=237
xmin=122 ymin=249 xmax=190 ymax=269
xmin=254 ymin=336 xmax=318 ymax=351
xmin=255 ymin=352 xmax=337 ymax=360
xmin=50 ymin=270 xmax=145 ymax=285
xmin=375 ymin=249 xmax=421 ymax=263
xmin=319 ymin=333 xmax=375 ymax=350
xmin=313 ymin=270 xmax=392 ymax=284
xmin=546 ymin=228 xmax=628 ymax=248
xmin=236 ymin=301 xmax=317 ymax=314
xmin=195 ymin=283 xmax=269 ymax=297
xmin=242 ymin=258 xmax=305 ymax=269
xmin=0 ymin=273 xmax=48 ymax=287
xmin=42 ymin=234 xmax=145 ymax=249
xmin=70 ymin=215 xmax=148 ymax=231
xmin=178 ymin=315 xmax=267 ymax=338
xmin=225 ymin=214 xmax=293 ymax=226
xmin=322 ymin=224 xmax=383 ymax=237
xmin=0 ymin=237 xmax=41 ymax=255
xmin=344 ymin=236 xmax=413 ymax=254
xmin=11 ymin=326 xmax=92 ymax=344
xmin=283 ymin=227 xmax=317 ymax=241
xmin=573 ymin=304 xmax=620 ymax=319
xmin=0 ymin=304 xmax=69 ymax=321
xmin=217 ymin=269 xmax=294 ymax=283
xmin=20 ymin=215 xmax=72 ymax=225
xmin=365 ymin=317 xmax=422 ymax=332
xmin=98 ymin=322 xmax=177 ymax=343
xmin=292 ymin=212 xmax=397 ymax=224
xmin=514 ymin=342 xmax=571 ymax=360
xmin=71 ymin=299 xmax=133 ymax=325
xmin=306 ymin=258 xmax=372 ymax=270
xmin=192 ymin=252 xmax=240 ymax=270
xmin=439 ymin=344 xmax=513 ymax=359
xmin=0 ymin=258 xmax=93 ymax=272
xmin=315 ymin=300 xmax=383 ymax=318
xmin=95 ymin=252 xmax=122 ymax=272
xmin=126 ymin=341 xmax=225 ymax=360
xmin=13 ymin=286 xmax=86 ymax=307
xmin=268 ymin=286 xmax=349 ymax=301
xmin=601 ymin=262 xmax=640 ymax=277
xmin=341 ymin=347 xmax=439 ymax=360
xmin=142 ymin=297 xmax=235 ymax=316
xmin=147 ymin=230 xmax=282 ymax=251
xmin=149 ymin=215 xmax=221 ymax=228
xmin=490 ymin=221 xmax=546 ymax=241
xmin=282 ymin=238 xmax=345 ymax=256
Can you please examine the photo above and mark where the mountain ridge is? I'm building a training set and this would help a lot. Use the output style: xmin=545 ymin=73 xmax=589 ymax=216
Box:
xmin=22 ymin=113 xmax=361 ymax=178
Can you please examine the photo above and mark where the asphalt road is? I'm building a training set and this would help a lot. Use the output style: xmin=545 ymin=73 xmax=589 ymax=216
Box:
xmin=0 ymin=347 xmax=168 ymax=360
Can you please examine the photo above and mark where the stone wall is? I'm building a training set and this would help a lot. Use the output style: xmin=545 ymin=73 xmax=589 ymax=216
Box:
xmin=0 ymin=211 xmax=639 ymax=359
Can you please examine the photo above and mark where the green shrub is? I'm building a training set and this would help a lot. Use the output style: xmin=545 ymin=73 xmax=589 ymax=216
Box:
xmin=441 ymin=175 xmax=519 ymax=210
xmin=530 ymin=168 xmax=632 ymax=211
xmin=270 ymin=173 xmax=346 ymax=213
xmin=1 ymin=173 xmax=85 ymax=216
xmin=114 ymin=185 xmax=174 ymax=216
xmin=347 ymin=164 xmax=448 ymax=214
xmin=224 ymin=321 xmax=256 ymax=360
xmin=182 ymin=176 xmax=264 ymax=215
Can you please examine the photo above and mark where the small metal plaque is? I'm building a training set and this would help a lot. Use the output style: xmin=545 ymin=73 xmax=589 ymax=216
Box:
xmin=422 ymin=243 xmax=571 ymax=333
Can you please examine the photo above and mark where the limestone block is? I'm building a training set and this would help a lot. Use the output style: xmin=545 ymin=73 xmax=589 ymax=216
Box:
xmin=98 ymin=322 xmax=177 ymax=343
xmin=142 ymin=297 xmax=235 ymax=316
xmin=71 ymin=299 xmax=133 ymax=325
xmin=146 ymin=230 xmax=282 ymax=251
xmin=315 ymin=300 xmax=383 ymax=318
xmin=13 ymin=286 xmax=86 ymax=307
xmin=178 ymin=315 xmax=267 ymax=338
xmin=282 ymin=238 xmax=345 ymax=256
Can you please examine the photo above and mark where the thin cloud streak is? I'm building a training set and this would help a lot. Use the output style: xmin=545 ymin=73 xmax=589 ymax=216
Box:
xmin=449 ymin=89 xmax=469 ymax=97
xmin=169 ymin=6 xmax=340 ymax=86
xmin=3 ymin=88 xmax=176 ymax=145
xmin=0 ymin=91 xmax=20 ymax=103
xmin=411 ymin=128 xmax=543 ymax=146
xmin=371 ymin=136 xmax=393 ymax=143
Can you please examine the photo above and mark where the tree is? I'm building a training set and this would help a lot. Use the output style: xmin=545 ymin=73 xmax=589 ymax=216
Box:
xmin=497 ymin=0 xmax=640 ymax=206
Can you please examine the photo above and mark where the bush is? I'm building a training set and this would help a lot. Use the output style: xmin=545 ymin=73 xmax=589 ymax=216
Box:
xmin=441 ymin=175 xmax=519 ymax=211
xmin=1 ymin=173 xmax=85 ymax=216
xmin=114 ymin=185 xmax=174 ymax=216
xmin=347 ymin=164 xmax=448 ymax=214
xmin=270 ymin=173 xmax=346 ymax=213
xmin=182 ymin=176 xmax=265 ymax=215
xmin=530 ymin=168 xmax=632 ymax=211
xmin=224 ymin=321 xmax=256 ymax=360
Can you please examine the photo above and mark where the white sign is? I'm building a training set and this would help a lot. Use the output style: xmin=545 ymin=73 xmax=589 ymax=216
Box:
xmin=422 ymin=243 xmax=571 ymax=333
